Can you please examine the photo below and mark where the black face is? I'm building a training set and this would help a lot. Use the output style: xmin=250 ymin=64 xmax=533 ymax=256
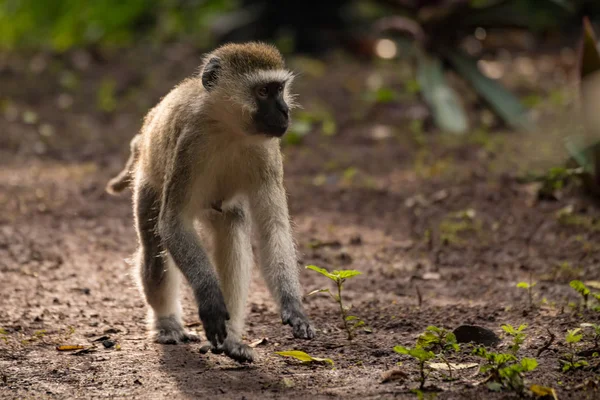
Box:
xmin=253 ymin=81 xmax=289 ymax=137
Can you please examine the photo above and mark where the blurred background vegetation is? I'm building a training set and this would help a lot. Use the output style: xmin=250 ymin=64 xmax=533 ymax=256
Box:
xmin=2 ymin=0 xmax=600 ymax=197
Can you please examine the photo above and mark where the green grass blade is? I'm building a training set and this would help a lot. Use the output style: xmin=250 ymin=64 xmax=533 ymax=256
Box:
xmin=416 ymin=51 xmax=469 ymax=134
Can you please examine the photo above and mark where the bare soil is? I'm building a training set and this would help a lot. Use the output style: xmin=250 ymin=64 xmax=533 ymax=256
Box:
xmin=1 ymin=45 xmax=599 ymax=399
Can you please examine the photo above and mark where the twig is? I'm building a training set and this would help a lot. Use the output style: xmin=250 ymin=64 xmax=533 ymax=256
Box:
xmin=536 ymin=328 xmax=556 ymax=357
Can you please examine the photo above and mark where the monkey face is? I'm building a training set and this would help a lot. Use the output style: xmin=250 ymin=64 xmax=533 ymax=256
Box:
xmin=252 ymin=81 xmax=290 ymax=137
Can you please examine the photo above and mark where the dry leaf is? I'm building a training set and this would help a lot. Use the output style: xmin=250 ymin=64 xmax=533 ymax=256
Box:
xmin=249 ymin=338 xmax=269 ymax=348
xmin=585 ymin=280 xmax=600 ymax=290
xmin=275 ymin=350 xmax=334 ymax=365
xmin=530 ymin=384 xmax=558 ymax=399
xmin=56 ymin=345 xmax=85 ymax=351
xmin=422 ymin=272 xmax=441 ymax=280
xmin=428 ymin=362 xmax=478 ymax=371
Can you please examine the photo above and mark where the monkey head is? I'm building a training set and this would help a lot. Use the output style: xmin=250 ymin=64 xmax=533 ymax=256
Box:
xmin=199 ymin=42 xmax=297 ymax=138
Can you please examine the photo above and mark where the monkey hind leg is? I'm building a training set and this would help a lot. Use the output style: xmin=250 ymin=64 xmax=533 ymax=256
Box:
xmin=204 ymin=207 xmax=255 ymax=362
xmin=134 ymin=183 xmax=199 ymax=344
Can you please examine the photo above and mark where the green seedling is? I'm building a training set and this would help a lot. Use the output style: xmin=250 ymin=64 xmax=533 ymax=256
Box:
xmin=0 ymin=328 xmax=8 ymax=343
xmin=416 ymin=326 xmax=460 ymax=378
xmin=275 ymin=350 xmax=334 ymax=366
xmin=394 ymin=345 xmax=435 ymax=389
xmin=473 ymin=347 xmax=538 ymax=393
xmin=516 ymin=274 xmax=536 ymax=308
xmin=581 ymin=323 xmax=600 ymax=348
xmin=559 ymin=328 xmax=589 ymax=372
xmin=570 ymin=280 xmax=590 ymax=309
xmin=501 ymin=324 xmax=527 ymax=355
xmin=306 ymin=265 xmax=364 ymax=340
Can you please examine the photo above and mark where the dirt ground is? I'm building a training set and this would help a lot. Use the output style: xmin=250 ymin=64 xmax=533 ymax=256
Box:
xmin=1 ymin=45 xmax=600 ymax=399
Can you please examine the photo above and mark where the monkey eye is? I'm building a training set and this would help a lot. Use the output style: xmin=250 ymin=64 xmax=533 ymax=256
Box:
xmin=257 ymin=86 xmax=269 ymax=98
xmin=277 ymin=84 xmax=284 ymax=93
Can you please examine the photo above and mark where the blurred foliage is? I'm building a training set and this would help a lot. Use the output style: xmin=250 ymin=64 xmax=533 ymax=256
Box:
xmin=0 ymin=0 xmax=237 ymax=51
xmin=565 ymin=17 xmax=600 ymax=197
xmin=373 ymin=0 xmax=600 ymax=133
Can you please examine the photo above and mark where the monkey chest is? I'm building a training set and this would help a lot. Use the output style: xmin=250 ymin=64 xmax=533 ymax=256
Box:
xmin=189 ymin=160 xmax=257 ymax=213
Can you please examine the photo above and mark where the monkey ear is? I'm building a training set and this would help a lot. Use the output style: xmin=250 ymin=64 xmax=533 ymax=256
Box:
xmin=202 ymin=57 xmax=221 ymax=91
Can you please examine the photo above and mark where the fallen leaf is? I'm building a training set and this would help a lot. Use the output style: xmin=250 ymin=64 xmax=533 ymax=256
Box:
xmin=428 ymin=362 xmax=478 ymax=371
xmin=249 ymin=338 xmax=269 ymax=348
xmin=422 ymin=272 xmax=441 ymax=280
xmin=381 ymin=369 xmax=408 ymax=383
xmin=281 ymin=377 xmax=295 ymax=388
xmin=56 ymin=345 xmax=85 ymax=351
xmin=530 ymin=384 xmax=558 ymax=399
xmin=275 ymin=350 xmax=334 ymax=366
xmin=585 ymin=280 xmax=600 ymax=290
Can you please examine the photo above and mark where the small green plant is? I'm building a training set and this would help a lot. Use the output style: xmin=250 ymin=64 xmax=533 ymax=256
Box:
xmin=516 ymin=275 xmax=536 ymax=308
xmin=416 ymin=326 xmax=460 ymax=378
xmin=501 ymin=324 xmax=527 ymax=355
xmin=559 ymin=328 xmax=589 ymax=372
xmin=570 ymin=280 xmax=590 ymax=309
xmin=306 ymin=265 xmax=364 ymax=340
xmin=473 ymin=347 xmax=538 ymax=393
xmin=393 ymin=345 xmax=435 ymax=390
xmin=580 ymin=323 xmax=600 ymax=348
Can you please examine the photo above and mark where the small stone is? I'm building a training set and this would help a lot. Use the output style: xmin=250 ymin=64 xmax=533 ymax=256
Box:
xmin=349 ymin=235 xmax=362 ymax=245
xmin=381 ymin=369 xmax=408 ymax=383
xmin=453 ymin=325 xmax=500 ymax=346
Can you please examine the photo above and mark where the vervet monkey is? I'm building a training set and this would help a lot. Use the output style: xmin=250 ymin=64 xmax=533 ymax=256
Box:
xmin=106 ymin=42 xmax=315 ymax=363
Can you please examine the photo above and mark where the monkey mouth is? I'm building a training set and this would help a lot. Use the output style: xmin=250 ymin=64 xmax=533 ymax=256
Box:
xmin=264 ymin=123 xmax=288 ymax=137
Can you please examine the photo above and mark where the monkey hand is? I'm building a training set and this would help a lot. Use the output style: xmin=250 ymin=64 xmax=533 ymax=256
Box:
xmin=198 ymin=293 xmax=230 ymax=347
xmin=281 ymin=300 xmax=315 ymax=340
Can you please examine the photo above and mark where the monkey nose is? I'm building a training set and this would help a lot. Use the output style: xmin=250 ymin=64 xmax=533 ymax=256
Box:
xmin=276 ymin=100 xmax=289 ymax=117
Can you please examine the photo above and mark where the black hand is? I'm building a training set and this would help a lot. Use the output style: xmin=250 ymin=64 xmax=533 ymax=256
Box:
xmin=281 ymin=300 xmax=315 ymax=339
xmin=198 ymin=293 xmax=230 ymax=347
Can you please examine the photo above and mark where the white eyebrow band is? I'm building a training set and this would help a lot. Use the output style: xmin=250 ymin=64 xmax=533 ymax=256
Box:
xmin=244 ymin=69 xmax=295 ymax=86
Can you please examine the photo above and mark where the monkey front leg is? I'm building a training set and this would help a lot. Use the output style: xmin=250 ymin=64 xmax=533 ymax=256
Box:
xmin=250 ymin=183 xmax=315 ymax=340
xmin=158 ymin=135 xmax=230 ymax=348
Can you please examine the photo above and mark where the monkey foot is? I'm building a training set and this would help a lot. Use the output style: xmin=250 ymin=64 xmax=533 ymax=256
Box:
xmin=199 ymin=339 xmax=255 ymax=363
xmin=153 ymin=316 xmax=201 ymax=345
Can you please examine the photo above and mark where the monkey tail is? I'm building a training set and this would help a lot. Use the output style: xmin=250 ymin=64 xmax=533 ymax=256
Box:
xmin=106 ymin=134 xmax=141 ymax=196
xmin=106 ymin=168 xmax=133 ymax=195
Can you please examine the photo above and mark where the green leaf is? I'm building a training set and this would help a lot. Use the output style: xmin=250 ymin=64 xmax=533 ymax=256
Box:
xmin=487 ymin=381 xmax=503 ymax=392
xmin=416 ymin=51 xmax=469 ymax=134
xmin=502 ymin=324 xmax=517 ymax=335
xmin=374 ymin=87 xmax=397 ymax=104
xmin=345 ymin=316 xmax=358 ymax=321
xmin=443 ymin=49 xmax=531 ymax=131
xmin=334 ymin=270 xmax=362 ymax=280
xmin=570 ymin=280 xmax=590 ymax=296
xmin=275 ymin=350 xmax=334 ymax=365
xmin=393 ymin=345 xmax=435 ymax=362
xmin=305 ymin=265 xmax=336 ymax=281
xmin=520 ymin=358 xmax=538 ymax=372
xmin=517 ymin=282 xmax=530 ymax=289
xmin=566 ymin=328 xmax=583 ymax=344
